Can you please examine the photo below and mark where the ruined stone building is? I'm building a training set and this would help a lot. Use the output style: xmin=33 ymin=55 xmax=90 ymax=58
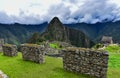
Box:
xmin=101 ymin=36 xmax=113 ymax=45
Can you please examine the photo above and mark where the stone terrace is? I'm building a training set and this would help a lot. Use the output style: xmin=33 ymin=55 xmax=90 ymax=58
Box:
xmin=62 ymin=47 xmax=109 ymax=78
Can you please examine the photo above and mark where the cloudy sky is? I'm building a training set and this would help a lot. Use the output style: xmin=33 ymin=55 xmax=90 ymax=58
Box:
xmin=0 ymin=0 xmax=120 ymax=24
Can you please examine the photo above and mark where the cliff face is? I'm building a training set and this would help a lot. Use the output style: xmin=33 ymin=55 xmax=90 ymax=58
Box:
xmin=40 ymin=17 xmax=94 ymax=48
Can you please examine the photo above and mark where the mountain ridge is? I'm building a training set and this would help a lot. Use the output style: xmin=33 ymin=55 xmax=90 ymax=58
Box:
xmin=0 ymin=19 xmax=120 ymax=45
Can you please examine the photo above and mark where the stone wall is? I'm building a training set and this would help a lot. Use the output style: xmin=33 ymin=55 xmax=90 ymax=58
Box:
xmin=21 ymin=44 xmax=45 ymax=64
xmin=0 ymin=39 xmax=4 ymax=52
xmin=62 ymin=47 xmax=109 ymax=78
xmin=41 ymin=41 xmax=73 ymax=57
xmin=2 ymin=44 xmax=17 ymax=57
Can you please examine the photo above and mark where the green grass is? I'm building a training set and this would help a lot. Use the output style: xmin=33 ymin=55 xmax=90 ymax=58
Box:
xmin=49 ymin=43 xmax=60 ymax=49
xmin=105 ymin=44 xmax=120 ymax=53
xmin=105 ymin=45 xmax=120 ymax=78
xmin=0 ymin=52 xmax=90 ymax=78
xmin=107 ymin=54 xmax=120 ymax=78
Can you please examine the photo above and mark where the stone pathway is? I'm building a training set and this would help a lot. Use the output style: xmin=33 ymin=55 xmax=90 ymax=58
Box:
xmin=0 ymin=70 xmax=8 ymax=78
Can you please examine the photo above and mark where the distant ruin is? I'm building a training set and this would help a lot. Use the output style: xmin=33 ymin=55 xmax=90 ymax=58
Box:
xmin=62 ymin=47 xmax=109 ymax=78
xmin=21 ymin=44 xmax=45 ymax=64
xmin=101 ymin=36 xmax=113 ymax=45
xmin=42 ymin=41 xmax=73 ymax=57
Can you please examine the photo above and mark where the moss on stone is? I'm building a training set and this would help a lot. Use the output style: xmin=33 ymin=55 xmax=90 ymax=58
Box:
xmin=21 ymin=43 xmax=41 ymax=47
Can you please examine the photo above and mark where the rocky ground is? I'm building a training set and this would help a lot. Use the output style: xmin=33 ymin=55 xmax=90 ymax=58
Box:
xmin=0 ymin=70 xmax=8 ymax=78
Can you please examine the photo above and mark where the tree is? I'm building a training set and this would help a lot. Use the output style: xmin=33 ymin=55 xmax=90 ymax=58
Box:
xmin=29 ymin=32 xmax=39 ymax=44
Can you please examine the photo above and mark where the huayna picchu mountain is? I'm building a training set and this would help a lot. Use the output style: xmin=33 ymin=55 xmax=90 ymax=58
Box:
xmin=39 ymin=17 xmax=94 ymax=48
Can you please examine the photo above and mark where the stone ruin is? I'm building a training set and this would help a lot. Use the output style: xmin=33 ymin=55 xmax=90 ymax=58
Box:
xmin=0 ymin=42 xmax=109 ymax=78
xmin=0 ymin=39 xmax=4 ymax=52
xmin=41 ymin=41 xmax=73 ymax=57
xmin=2 ymin=44 xmax=17 ymax=57
xmin=20 ymin=44 xmax=45 ymax=64
xmin=62 ymin=47 xmax=109 ymax=78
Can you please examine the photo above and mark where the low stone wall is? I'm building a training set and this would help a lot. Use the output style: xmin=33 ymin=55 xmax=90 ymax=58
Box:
xmin=62 ymin=47 xmax=109 ymax=78
xmin=2 ymin=44 xmax=17 ymax=57
xmin=21 ymin=44 xmax=45 ymax=64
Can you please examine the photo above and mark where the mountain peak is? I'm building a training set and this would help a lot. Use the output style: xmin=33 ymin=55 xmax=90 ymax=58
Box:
xmin=46 ymin=17 xmax=64 ymax=31
xmin=53 ymin=17 xmax=59 ymax=20
xmin=50 ymin=17 xmax=61 ymax=24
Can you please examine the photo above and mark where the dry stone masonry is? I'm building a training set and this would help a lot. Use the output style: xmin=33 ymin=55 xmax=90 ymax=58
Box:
xmin=62 ymin=47 xmax=109 ymax=78
xmin=2 ymin=44 xmax=17 ymax=57
xmin=21 ymin=44 xmax=45 ymax=64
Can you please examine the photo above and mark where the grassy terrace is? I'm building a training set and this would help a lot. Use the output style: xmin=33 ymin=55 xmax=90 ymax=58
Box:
xmin=0 ymin=53 xmax=90 ymax=78
xmin=0 ymin=45 xmax=120 ymax=78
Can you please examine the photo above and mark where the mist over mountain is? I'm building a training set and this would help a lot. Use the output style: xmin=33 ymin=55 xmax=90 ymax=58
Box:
xmin=1 ymin=0 xmax=120 ymax=24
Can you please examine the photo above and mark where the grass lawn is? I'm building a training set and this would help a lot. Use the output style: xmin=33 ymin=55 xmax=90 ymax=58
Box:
xmin=49 ymin=43 xmax=60 ymax=49
xmin=0 ymin=45 xmax=120 ymax=78
xmin=0 ymin=52 xmax=90 ymax=78
xmin=105 ymin=45 xmax=120 ymax=78
xmin=107 ymin=54 xmax=120 ymax=78
xmin=105 ymin=45 xmax=120 ymax=53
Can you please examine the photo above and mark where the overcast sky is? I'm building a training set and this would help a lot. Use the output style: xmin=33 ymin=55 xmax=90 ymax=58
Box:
xmin=0 ymin=0 xmax=120 ymax=24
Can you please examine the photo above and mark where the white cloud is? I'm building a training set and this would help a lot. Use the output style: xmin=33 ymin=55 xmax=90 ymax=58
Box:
xmin=0 ymin=0 xmax=120 ymax=24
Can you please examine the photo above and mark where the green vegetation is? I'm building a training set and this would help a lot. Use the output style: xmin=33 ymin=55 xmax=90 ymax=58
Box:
xmin=105 ymin=45 xmax=120 ymax=78
xmin=107 ymin=54 xmax=120 ymax=78
xmin=0 ymin=53 xmax=90 ymax=78
xmin=49 ymin=43 xmax=60 ymax=49
xmin=105 ymin=44 xmax=120 ymax=53
xmin=29 ymin=32 xmax=40 ymax=44
xmin=49 ymin=41 xmax=65 ymax=50
xmin=93 ymin=43 xmax=104 ymax=49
